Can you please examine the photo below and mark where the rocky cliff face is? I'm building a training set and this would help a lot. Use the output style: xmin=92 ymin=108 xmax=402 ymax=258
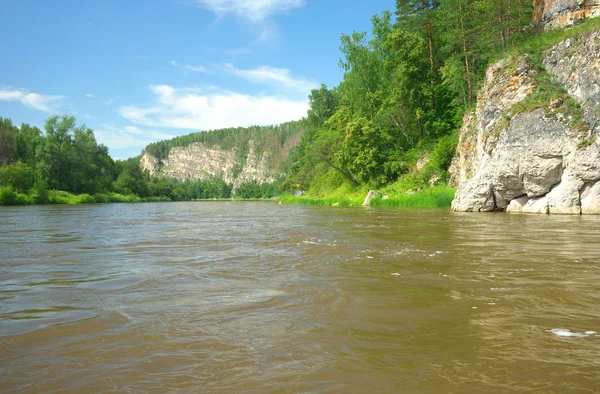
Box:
xmin=140 ymin=140 xmax=281 ymax=189
xmin=534 ymin=0 xmax=600 ymax=28
xmin=450 ymin=30 xmax=600 ymax=214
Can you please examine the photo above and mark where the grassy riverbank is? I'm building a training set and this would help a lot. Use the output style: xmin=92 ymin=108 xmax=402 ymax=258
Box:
xmin=0 ymin=186 xmax=284 ymax=206
xmin=279 ymin=185 xmax=456 ymax=208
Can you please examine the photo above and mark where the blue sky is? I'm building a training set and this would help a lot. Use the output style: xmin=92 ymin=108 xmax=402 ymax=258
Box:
xmin=0 ymin=0 xmax=394 ymax=159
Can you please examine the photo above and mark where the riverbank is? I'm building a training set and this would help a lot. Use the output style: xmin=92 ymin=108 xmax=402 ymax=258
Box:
xmin=0 ymin=183 xmax=455 ymax=209
xmin=279 ymin=185 xmax=455 ymax=208
xmin=0 ymin=187 xmax=172 ymax=206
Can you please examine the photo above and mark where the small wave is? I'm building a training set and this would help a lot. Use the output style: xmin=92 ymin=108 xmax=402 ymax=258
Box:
xmin=547 ymin=328 xmax=597 ymax=338
xmin=78 ymin=275 xmax=146 ymax=291
xmin=0 ymin=309 xmax=99 ymax=337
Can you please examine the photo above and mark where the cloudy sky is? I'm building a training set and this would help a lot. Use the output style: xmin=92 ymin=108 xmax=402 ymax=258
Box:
xmin=0 ymin=0 xmax=392 ymax=159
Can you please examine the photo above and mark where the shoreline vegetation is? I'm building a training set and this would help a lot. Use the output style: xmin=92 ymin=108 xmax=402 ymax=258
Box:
xmin=0 ymin=184 xmax=456 ymax=208
xmin=280 ymin=185 xmax=455 ymax=208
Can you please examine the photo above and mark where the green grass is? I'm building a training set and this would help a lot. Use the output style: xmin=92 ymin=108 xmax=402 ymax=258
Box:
xmin=279 ymin=195 xmax=358 ymax=207
xmin=369 ymin=185 xmax=456 ymax=208
xmin=279 ymin=185 xmax=456 ymax=209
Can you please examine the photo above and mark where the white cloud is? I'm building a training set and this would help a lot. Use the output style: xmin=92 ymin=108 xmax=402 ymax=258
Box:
xmin=171 ymin=60 xmax=208 ymax=73
xmin=119 ymin=84 xmax=308 ymax=130
xmin=225 ymin=64 xmax=316 ymax=93
xmin=94 ymin=124 xmax=175 ymax=152
xmin=0 ymin=88 xmax=64 ymax=112
xmin=85 ymin=93 xmax=94 ymax=98
xmin=184 ymin=0 xmax=305 ymax=21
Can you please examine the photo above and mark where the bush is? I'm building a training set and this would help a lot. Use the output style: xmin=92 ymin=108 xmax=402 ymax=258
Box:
xmin=47 ymin=190 xmax=76 ymax=204
xmin=93 ymin=193 xmax=109 ymax=203
xmin=33 ymin=181 xmax=49 ymax=204
xmin=0 ymin=162 xmax=35 ymax=192
xmin=429 ymin=133 xmax=458 ymax=171
xmin=75 ymin=194 xmax=96 ymax=204
xmin=0 ymin=186 xmax=33 ymax=205
xmin=0 ymin=186 xmax=17 ymax=205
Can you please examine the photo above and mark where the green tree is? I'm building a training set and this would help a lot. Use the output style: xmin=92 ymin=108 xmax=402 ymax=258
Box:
xmin=37 ymin=115 xmax=77 ymax=191
xmin=0 ymin=117 xmax=17 ymax=165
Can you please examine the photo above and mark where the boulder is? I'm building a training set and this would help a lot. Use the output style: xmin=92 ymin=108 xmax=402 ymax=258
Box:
xmin=362 ymin=190 xmax=380 ymax=206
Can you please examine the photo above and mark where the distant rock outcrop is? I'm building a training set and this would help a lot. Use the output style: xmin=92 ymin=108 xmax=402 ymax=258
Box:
xmin=140 ymin=140 xmax=284 ymax=190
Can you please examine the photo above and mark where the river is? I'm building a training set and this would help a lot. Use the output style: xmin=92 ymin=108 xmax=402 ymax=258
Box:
xmin=1 ymin=202 xmax=599 ymax=393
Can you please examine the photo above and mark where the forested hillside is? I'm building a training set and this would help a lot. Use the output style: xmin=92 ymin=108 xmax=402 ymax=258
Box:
xmin=144 ymin=121 xmax=303 ymax=161
xmin=282 ymin=0 xmax=533 ymax=196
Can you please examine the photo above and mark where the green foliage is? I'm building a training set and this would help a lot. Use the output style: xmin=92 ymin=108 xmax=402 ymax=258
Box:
xmin=369 ymin=185 xmax=456 ymax=208
xmin=429 ymin=133 xmax=458 ymax=171
xmin=235 ymin=178 xmax=283 ymax=199
xmin=0 ymin=186 xmax=34 ymax=206
xmin=0 ymin=162 xmax=35 ymax=192
xmin=0 ymin=118 xmax=18 ymax=166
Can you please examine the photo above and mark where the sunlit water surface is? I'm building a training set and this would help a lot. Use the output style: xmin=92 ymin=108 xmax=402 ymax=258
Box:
xmin=1 ymin=202 xmax=599 ymax=393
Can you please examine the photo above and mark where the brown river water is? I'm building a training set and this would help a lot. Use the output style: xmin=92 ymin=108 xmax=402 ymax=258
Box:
xmin=1 ymin=202 xmax=599 ymax=393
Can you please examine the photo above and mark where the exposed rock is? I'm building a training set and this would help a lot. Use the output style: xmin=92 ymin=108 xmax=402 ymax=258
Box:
xmin=451 ymin=109 xmax=572 ymax=212
xmin=581 ymin=181 xmax=600 ymax=213
xmin=362 ymin=190 xmax=380 ymax=206
xmin=140 ymin=140 xmax=281 ymax=192
xmin=543 ymin=32 xmax=600 ymax=131
xmin=546 ymin=171 xmax=584 ymax=213
xmin=449 ymin=113 xmax=477 ymax=187
xmin=429 ymin=175 xmax=441 ymax=187
xmin=523 ymin=196 xmax=550 ymax=214
xmin=534 ymin=0 xmax=600 ymax=29
xmin=451 ymin=31 xmax=600 ymax=215
xmin=416 ymin=154 xmax=429 ymax=171
xmin=140 ymin=152 xmax=160 ymax=177
xmin=506 ymin=196 xmax=530 ymax=213
xmin=550 ymin=97 xmax=564 ymax=108
xmin=158 ymin=143 xmax=237 ymax=184
xmin=331 ymin=202 xmax=340 ymax=207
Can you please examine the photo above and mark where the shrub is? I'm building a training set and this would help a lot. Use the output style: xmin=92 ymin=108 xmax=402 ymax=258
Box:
xmin=0 ymin=186 xmax=33 ymax=205
xmin=75 ymin=194 xmax=96 ymax=204
xmin=0 ymin=186 xmax=17 ymax=205
xmin=47 ymin=190 xmax=75 ymax=204
xmin=0 ymin=162 xmax=35 ymax=192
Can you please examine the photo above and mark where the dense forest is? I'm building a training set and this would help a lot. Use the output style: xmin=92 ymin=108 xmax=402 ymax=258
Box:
xmin=0 ymin=116 xmax=283 ymax=205
xmin=281 ymin=0 xmax=533 ymax=194
xmin=0 ymin=0 xmax=546 ymax=205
